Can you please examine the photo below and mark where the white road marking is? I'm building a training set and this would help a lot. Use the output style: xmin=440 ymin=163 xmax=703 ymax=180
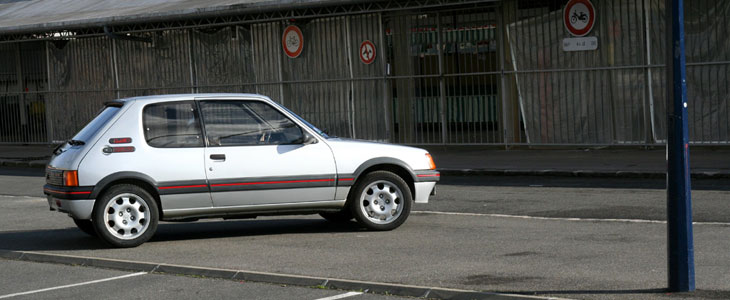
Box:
xmin=314 ymin=291 xmax=363 ymax=300
xmin=413 ymin=210 xmax=730 ymax=226
xmin=0 ymin=195 xmax=42 ymax=199
xmin=0 ymin=272 xmax=147 ymax=299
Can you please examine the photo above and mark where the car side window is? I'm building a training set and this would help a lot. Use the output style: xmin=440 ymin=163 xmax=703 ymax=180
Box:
xmin=143 ymin=101 xmax=204 ymax=148
xmin=200 ymin=100 xmax=303 ymax=146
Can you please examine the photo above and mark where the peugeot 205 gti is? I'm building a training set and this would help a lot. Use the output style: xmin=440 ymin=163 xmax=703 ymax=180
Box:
xmin=44 ymin=94 xmax=439 ymax=247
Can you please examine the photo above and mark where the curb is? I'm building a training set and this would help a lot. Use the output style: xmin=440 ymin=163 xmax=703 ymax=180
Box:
xmin=0 ymin=249 xmax=551 ymax=300
xmin=438 ymin=168 xmax=730 ymax=179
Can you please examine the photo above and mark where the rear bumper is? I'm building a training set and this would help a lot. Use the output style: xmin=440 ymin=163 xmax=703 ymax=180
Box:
xmin=44 ymin=184 xmax=95 ymax=219
xmin=47 ymin=196 xmax=95 ymax=219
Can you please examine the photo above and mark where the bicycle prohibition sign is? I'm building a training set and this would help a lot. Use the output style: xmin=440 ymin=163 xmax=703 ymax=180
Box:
xmin=563 ymin=0 xmax=596 ymax=37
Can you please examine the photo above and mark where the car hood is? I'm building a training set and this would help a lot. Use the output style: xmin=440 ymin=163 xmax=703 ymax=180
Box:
xmin=323 ymin=138 xmax=432 ymax=172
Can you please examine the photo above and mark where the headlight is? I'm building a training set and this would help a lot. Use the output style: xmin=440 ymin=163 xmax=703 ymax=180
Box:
xmin=425 ymin=153 xmax=436 ymax=170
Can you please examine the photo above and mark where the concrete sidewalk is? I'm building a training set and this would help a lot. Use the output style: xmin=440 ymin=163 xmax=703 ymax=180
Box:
xmin=424 ymin=146 xmax=730 ymax=178
xmin=1 ymin=144 xmax=729 ymax=178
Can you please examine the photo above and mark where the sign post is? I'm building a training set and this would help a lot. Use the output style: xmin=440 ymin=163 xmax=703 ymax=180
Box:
xmin=665 ymin=0 xmax=695 ymax=292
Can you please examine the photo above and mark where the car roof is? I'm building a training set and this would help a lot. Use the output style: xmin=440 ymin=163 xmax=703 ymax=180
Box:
xmin=118 ymin=93 xmax=272 ymax=105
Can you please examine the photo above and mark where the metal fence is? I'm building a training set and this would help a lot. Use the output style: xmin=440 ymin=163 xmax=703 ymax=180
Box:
xmin=0 ymin=0 xmax=728 ymax=146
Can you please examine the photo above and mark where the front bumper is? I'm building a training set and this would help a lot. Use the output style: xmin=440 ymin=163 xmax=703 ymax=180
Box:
xmin=414 ymin=182 xmax=437 ymax=203
xmin=413 ymin=170 xmax=440 ymax=203
xmin=44 ymin=184 xmax=95 ymax=219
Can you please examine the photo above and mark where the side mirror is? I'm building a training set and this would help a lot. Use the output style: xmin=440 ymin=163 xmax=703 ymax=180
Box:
xmin=303 ymin=132 xmax=318 ymax=145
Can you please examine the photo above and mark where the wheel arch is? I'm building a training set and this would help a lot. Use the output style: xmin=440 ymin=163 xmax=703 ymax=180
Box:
xmin=90 ymin=172 xmax=162 ymax=218
xmin=349 ymin=158 xmax=416 ymax=201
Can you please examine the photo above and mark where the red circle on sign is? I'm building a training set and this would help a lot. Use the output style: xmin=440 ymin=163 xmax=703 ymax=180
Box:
xmin=564 ymin=0 xmax=595 ymax=37
xmin=359 ymin=40 xmax=376 ymax=65
xmin=282 ymin=25 xmax=303 ymax=58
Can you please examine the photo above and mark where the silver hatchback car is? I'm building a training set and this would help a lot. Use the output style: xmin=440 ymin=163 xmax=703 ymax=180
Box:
xmin=45 ymin=94 xmax=439 ymax=247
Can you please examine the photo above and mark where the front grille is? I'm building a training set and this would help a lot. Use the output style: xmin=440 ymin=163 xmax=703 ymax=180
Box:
xmin=46 ymin=169 xmax=64 ymax=186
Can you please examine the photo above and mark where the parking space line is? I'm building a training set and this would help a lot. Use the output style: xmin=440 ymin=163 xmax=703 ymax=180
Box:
xmin=0 ymin=272 xmax=147 ymax=299
xmin=314 ymin=291 xmax=363 ymax=300
xmin=413 ymin=210 xmax=730 ymax=226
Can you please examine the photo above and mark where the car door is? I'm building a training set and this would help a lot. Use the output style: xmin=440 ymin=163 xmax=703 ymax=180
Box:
xmin=140 ymin=100 xmax=212 ymax=210
xmin=198 ymin=98 xmax=337 ymax=207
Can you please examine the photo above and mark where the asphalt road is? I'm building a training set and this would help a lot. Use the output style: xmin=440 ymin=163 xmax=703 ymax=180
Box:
xmin=0 ymin=259 xmax=402 ymax=300
xmin=1 ymin=168 xmax=729 ymax=300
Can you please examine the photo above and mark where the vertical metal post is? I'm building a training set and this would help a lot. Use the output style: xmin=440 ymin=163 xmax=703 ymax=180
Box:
xmin=643 ymin=0 xmax=657 ymax=144
xmin=111 ymin=39 xmax=121 ymax=99
xmin=15 ymin=44 xmax=28 ymax=126
xmin=276 ymin=22 xmax=286 ymax=105
xmin=378 ymin=13 xmax=392 ymax=142
xmin=665 ymin=0 xmax=695 ymax=292
xmin=44 ymin=41 xmax=54 ymax=143
xmin=187 ymin=29 xmax=197 ymax=93
xmin=436 ymin=13 xmax=448 ymax=144
xmin=345 ymin=16 xmax=356 ymax=139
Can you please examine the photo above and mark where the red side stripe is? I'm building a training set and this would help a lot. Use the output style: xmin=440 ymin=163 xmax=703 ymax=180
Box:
xmin=338 ymin=178 xmax=354 ymax=181
xmin=211 ymin=179 xmax=334 ymax=187
xmin=159 ymin=184 xmax=208 ymax=190
xmin=417 ymin=174 xmax=440 ymax=177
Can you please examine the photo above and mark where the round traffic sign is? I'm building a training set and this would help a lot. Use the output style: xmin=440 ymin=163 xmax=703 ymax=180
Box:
xmin=564 ymin=0 xmax=595 ymax=37
xmin=282 ymin=25 xmax=303 ymax=58
xmin=359 ymin=40 xmax=376 ymax=65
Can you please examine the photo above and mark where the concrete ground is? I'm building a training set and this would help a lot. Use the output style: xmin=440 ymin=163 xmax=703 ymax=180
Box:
xmin=1 ymin=170 xmax=729 ymax=300
xmin=0 ymin=259 xmax=404 ymax=300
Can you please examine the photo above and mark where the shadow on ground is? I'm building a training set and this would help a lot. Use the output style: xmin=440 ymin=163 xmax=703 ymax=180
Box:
xmin=504 ymin=289 xmax=730 ymax=300
xmin=0 ymin=218 xmax=361 ymax=251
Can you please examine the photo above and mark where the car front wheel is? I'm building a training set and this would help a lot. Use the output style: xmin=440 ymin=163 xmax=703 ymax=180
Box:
xmin=92 ymin=184 xmax=158 ymax=248
xmin=349 ymin=171 xmax=412 ymax=231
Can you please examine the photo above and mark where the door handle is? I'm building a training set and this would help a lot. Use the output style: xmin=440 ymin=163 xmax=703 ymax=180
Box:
xmin=210 ymin=154 xmax=226 ymax=161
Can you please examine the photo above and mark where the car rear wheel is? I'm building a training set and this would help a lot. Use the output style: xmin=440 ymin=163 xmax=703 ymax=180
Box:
xmin=72 ymin=218 xmax=97 ymax=237
xmin=349 ymin=171 xmax=412 ymax=231
xmin=92 ymin=184 xmax=158 ymax=248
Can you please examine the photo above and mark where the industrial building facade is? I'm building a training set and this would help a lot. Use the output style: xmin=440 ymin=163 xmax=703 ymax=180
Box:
xmin=0 ymin=0 xmax=728 ymax=146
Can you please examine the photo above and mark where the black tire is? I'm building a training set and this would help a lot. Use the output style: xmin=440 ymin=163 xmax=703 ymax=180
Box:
xmin=349 ymin=171 xmax=412 ymax=231
xmin=319 ymin=210 xmax=354 ymax=223
xmin=72 ymin=218 xmax=97 ymax=237
xmin=92 ymin=184 xmax=159 ymax=248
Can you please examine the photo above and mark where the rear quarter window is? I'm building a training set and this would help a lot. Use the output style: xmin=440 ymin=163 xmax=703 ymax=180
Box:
xmin=72 ymin=106 xmax=121 ymax=143
xmin=143 ymin=101 xmax=204 ymax=148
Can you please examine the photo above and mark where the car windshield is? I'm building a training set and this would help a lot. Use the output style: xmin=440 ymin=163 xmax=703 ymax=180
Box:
xmin=71 ymin=106 xmax=121 ymax=143
xmin=273 ymin=102 xmax=330 ymax=138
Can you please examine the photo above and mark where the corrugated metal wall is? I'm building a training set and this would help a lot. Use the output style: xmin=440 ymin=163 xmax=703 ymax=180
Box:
xmin=0 ymin=0 xmax=728 ymax=146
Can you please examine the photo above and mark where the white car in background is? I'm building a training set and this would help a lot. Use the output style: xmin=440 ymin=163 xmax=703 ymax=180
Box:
xmin=44 ymin=94 xmax=439 ymax=247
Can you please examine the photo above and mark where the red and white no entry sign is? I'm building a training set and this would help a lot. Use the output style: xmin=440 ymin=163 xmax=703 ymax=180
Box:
xmin=564 ymin=0 xmax=596 ymax=37
xmin=359 ymin=40 xmax=376 ymax=65
xmin=282 ymin=25 xmax=303 ymax=58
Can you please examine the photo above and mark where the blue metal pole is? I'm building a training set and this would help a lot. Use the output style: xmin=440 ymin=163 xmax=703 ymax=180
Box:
xmin=665 ymin=0 xmax=695 ymax=292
